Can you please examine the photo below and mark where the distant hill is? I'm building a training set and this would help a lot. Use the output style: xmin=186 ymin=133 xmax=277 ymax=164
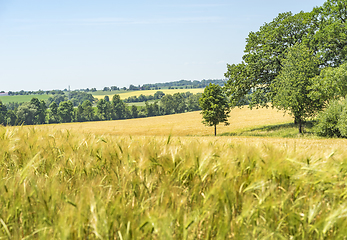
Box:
xmin=139 ymin=79 xmax=226 ymax=90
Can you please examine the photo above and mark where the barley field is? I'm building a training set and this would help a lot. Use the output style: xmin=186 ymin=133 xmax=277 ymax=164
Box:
xmin=2 ymin=108 xmax=347 ymax=239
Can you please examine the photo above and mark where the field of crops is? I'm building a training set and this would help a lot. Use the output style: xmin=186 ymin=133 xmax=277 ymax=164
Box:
xmin=2 ymin=125 xmax=347 ymax=239
xmin=2 ymin=108 xmax=347 ymax=239
xmin=93 ymin=88 xmax=204 ymax=100
xmin=0 ymin=95 xmax=51 ymax=104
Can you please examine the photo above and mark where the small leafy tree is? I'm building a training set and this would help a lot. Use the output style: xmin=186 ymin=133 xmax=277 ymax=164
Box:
xmin=271 ymin=43 xmax=321 ymax=133
xmin=199 ymin=83 xmax=230 ymax=136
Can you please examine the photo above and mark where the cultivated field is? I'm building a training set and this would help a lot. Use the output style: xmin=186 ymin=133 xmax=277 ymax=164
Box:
xmin=2 ymin=108 xmax=347 ymax=239
xmin=0 ymin=94 xmax=51 ymax=104
xmin=93 ymin=88 xmax=204 ymax=100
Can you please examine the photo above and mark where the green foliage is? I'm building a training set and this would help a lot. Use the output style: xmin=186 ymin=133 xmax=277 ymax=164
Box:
xmin=225 ymin=11 xmax=313 ymax=107
xmin=315 ymin=100 xmax=344 ymax=137
xmin=96 ymin=99 xmax=112 ymax=120
xmin=160 ymin=94 xmax=174 ymax=115
xmin=16 ymin=102 xmax=37 ymax=125
xmin=142 ymin=79 xmax=226 ymax=90
xmin=0 ymin=100 xmax=7 ymax=125
xmin=58 ymin=101 xmax=74 ymax=123
xmin=124 ymin=91 xmax=165 ymax=103
xmin=131 ymin=105 xmax=139 ymax=118
xmin=5 ymin=110 xmax=17 ymax=126
xmin=172 ymin=93 xmax=186 ymax=113
xmin=225 ymin=0 xmax=347 ymax=107
xmin=199 ymin=83 xmax=230 ymax=136
xmin=338 ymin=104 xmax=347 ymax=136
xmin=314 ymin=99 xmax=347 ymax=138
xmin=112 ymin=94 xmax=127 ymax=119
xmin=187 ymin=93 xmax=201 ymax=111
xmin=30 ymin=97 xmax=47 ymax=124
xmin=312 ymin=0 xmax=347 ymax=67
xmin=309 ymin=63 xmax=347 ymax=106
xmin=271 ymin=43 xmax=321 ymax=133
xmin=48 ymin=102 xmax=59 ymax=124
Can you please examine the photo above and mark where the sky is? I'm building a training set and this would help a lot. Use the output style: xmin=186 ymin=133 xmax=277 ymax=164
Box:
xmin=0 ymin=0 xmax=326 ymax=91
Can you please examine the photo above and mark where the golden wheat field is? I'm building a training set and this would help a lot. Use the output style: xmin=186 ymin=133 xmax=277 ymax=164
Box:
xmin=2 ymin=123 xmax=347 ymax=238
xmin=4 ymin=107 xmax=347 ymax=239
xmin=93 ymin=88 xmax=204 ymax=100
xmin=3 ymin=106 xmax=347 ymax=238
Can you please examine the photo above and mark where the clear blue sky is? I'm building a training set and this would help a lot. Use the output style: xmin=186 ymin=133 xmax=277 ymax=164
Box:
xmin=0 ymin=0 xmax=325 ymax=91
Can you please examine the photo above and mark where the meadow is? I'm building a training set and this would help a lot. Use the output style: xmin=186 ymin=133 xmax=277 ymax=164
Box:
xmin=2 ymin=108 xmax=347 ymax=239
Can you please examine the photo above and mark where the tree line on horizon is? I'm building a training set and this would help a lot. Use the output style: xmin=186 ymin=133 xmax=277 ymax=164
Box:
xmin=4 ymin=79 xmax=225 ymax=96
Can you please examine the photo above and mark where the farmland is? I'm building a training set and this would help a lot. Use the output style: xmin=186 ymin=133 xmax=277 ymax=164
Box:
xmin=93 ymin=88 xmax=204 ymax=100
xmin=0 ymin=94 xmax=51 ymax=104
xmin=2 ymin=107 xmax=347 ymax=238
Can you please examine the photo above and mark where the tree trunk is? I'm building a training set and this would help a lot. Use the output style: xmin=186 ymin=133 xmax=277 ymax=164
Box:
xmin=214 ymin=124 xmax=217 ymax=136
xmin=298 ymin=120 xmax=302 ymax=134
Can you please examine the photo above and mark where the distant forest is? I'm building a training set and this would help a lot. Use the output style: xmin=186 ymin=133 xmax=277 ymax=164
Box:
xmin=5 ymin=79 xmax=225 ymax=95
xmin=136 ymin=79 xmax=226 ymax=90
xmin=0 ymin=91 xmax=202 ymax=126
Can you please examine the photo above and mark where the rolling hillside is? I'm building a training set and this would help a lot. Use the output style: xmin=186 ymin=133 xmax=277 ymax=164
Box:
xmin=34 ymin=107 xmax=293 ymax=136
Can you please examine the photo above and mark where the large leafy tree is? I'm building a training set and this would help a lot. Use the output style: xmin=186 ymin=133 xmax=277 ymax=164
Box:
xmin=225 ymin=11 xmax=313 ymax=107
xmin=271 ymin=43 xmax=321 ymax=133
xmin=199 ymin=83 xmax=230 ymax=136
xmin=312 ymin=0 xmax=347 ymax=67
xmin=225 ymin=0 xmax=347 ymax=108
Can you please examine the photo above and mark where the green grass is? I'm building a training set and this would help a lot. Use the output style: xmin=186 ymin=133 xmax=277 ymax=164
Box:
xmin=2 ymin=126 xmax=347 ymax=238
xmin=221 ymin=121 xmax=317 ymax=138
xmin=0 ymin=95 xmax=51 ymax=104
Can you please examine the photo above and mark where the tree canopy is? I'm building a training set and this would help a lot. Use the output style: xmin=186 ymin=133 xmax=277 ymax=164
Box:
xmin=271 ymin=43 xmax=322 ymax=133
xmin=224 ymin=0 xmax=347 ymax=108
